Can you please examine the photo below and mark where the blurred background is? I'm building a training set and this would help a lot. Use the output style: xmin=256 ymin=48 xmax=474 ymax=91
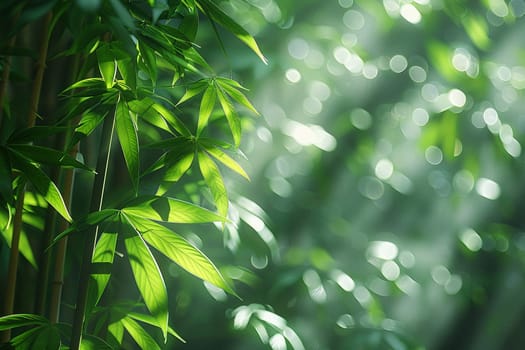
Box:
xmin=135 ymin=0 xmax=525 ymax=349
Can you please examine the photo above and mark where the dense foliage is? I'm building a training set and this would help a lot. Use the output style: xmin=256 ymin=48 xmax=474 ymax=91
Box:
xmin=0 ymin=0 xmax=265 ymax=348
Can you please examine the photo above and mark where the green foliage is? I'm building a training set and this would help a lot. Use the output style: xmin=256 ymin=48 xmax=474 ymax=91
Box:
xmin=0 ymin=0 xmax=263 ymax=348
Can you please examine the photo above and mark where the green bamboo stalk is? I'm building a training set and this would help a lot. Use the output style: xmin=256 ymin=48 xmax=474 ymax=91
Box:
xmin=38 ymin=52 xmax=82 ymax=321
xmin=70 ymin=99 xmax=118 ymax=349
xmin=1 ymin=12 xmax=53 ymax=343
xmin=34 ymin=159 xmax=60 ymax=316
xmin=49 ymin=139 xmax=79 ymax=323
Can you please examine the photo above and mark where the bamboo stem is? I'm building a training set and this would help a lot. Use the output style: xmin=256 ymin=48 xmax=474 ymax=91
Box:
xmin=34 ymin=162 xmax=60 ymax=316
xmin=1 ymin=12 xmax=53 ymax=343
xmin=40 ymin=51 xmax=82 ymax=321
xmin=49 ymin=140 xmax=78 ymax=323
xmin=70 ymin=100 xmax=117 ymax=349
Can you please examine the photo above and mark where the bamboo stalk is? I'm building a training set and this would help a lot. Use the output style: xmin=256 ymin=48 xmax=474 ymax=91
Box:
xmin=70 ymin=100 xmax=117 ymax=349
xmin=49 ymin=139 xmax=79 ymax=323
xmin=38 ymin=50 xmax=82 ymax=321
xmin=1 ymin=12 xmax=53 ymax=343
xmin=34 ymin=160 xmax=60 ymax=316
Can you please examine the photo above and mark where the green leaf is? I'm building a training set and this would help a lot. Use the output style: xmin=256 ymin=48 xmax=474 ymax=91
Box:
xmin=70 ymin=111 xmax=107 ymax=147
xmin=122 ymin=195 xmax=226 ymax=223
xmin=198 ymin=151 xmax=228 ymax=217
xmin=123 ymin=216 xmax=168 ymax=340
xmin=164 ymin=152 xmax=195 ymax=182
xmin=1 ymin=221 xmax=38 ymax=269
xmin=0 ymin=314 xmax=48 ymax=331
xmin=176 ymin=80 xmax=207 ymax=105
xmin=97 ymin=44 xmax=116 ymax=89
xmin=114 ymin=45 xmax=137 ymax=91
xmin=32 ymin=324 xmax=61 ymax=350
xmin=138 ymin=41 xmax=158 ymax=85
xmin=63 ymin=78 xmax=106 ymax=93
xmin=179 ymin=7 xmax=198 ymax=41
xmin=216 ymin=88 xmax=242 ymax=147
xmin=12 ymin=157 xmax=72 ymax=222
xmin=79 ymin=334 xmax=113 ymax=350
xmin=129 ymin=98 xmax=172 ymax=134
xmin=121 ymin=316 xmax=161 ymax=350
xmin=8 ymin=126 xmax=70 ymax=144
xmin=151 ymin=103 xmax=191 ymax=137
xmin=53 ymin=209 xmax=118 ymax=243
xmin=116 ymin=97 xmax=140 ymax=193
xmin=10 ymin=326 xmax=42 ymax=349
xmin=216 ymin=78 xmax=259 ymax=115
xmin=8 ymin=144 xmax=93 ymax=172
xmin=107 ymin=318 xmax=125 ymax=347
xmin=128 ymin=312 xmax=185 ymax=343
xmin=197 ymin=0 xmax=267 ymax=64
xmin=198 ymin=84 xmax=217 ymax=136
xmin=126 ymin=214 xmax=237 ymax=296
xmin=87 ymin=231 xmax=118 ymax=313
xmin=199 ymin=142 xmax=249 ymax=180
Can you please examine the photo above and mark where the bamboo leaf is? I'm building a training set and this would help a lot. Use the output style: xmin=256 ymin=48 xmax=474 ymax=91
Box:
xmin=88 ymin=231 xmax=118 ymax=311
xmin=12 ymin=156 xmax=72 ymax=222
xmin=10 ymin=326 xmax=42 ymax=349
xmin=122 ymin=195 xmax=226 ymax=223
xmin=63 ymin=78 xmax=106 ymax=92
xmin=9 ymin=144 xmax=93 ymax=172
xmin=113 ymin=44 xmax=136 ymax=91
xmin=97 ymin=44 xmax=116 ymax=89
xmin=198 ymin=151 xmax=228 ymax=217
xmin=126 ymin=215 xmax=237 ymax=296
xmin=151 ymin=103 xmax=191 ymax=137
xmin=164 ymin=152 xmax=194 ymax=182
xmin=197 ymin=0 xmax=267 ymax=64
xmin=32 ymin=324 xmax=61 ymax=350
xmin=216 ymin=88 xmax=242 ymax=147
xmin=216 ymin=78 xmax=259 ymax=115
xmin=123 ymin=217 xmax=168 ymax=340
xmin=53 ymin=209 xmax=118 ymax=243
xmin=200 ymin=144 xmax=249 ymax=180
xmin=1 ymin=222 xmax=38 ymax=269
xmin=79 ymin=334 xmax=113 ymax=350
xmin=116 ymin=97 xmax=140 ymax=193
xmin=121 ymin=316 xmax=161 ymax=350
xmin=70 ymin=111 xmax=107 ymax=147
xmin=129 ymin=98 xmax=173 ymax=134
xmin=138 ymin=41 xmax=158 ymax=85
xmin=0 ymin=314 xmax=48 ymax=330
xmin=107 ymin=318 xmax=125 ymax=347
xmin=176 ymin=80 xmax=207 ymax=105
xmin=8 ymin=126 xmax=70 ymax=144
xmin=198 ymin=84 xmax=217 ymax=136
xmin=128 ymin=312 xmax=185 ymax=343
